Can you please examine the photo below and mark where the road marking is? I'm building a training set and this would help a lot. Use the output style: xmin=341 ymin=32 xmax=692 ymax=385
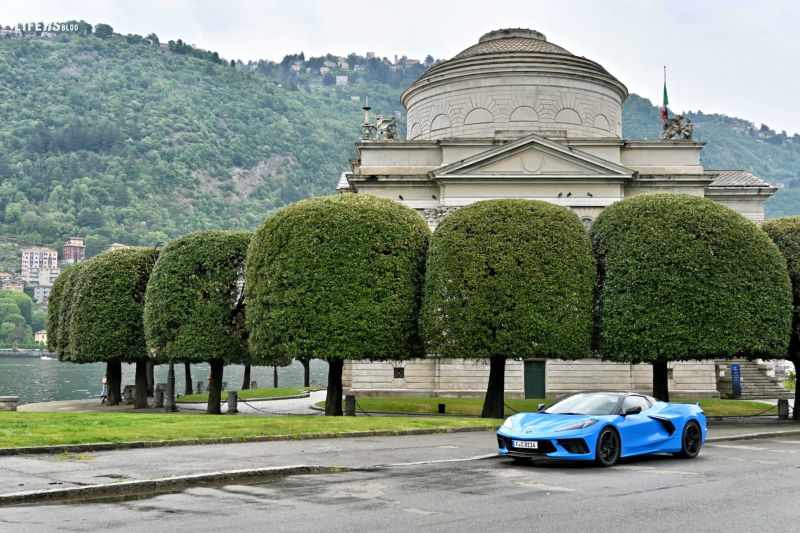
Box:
xmin=709 ymin=444 xmax=767 ymax=451
xmin=615 ymin=465 xmax=701 ymax=476
xmin=384 ymin=454 xmax=497 ymax=467
xmin=402 ymin=507 xmax=441 ymax=516
xmin=514 ymin=481 xmax=580 ymax=492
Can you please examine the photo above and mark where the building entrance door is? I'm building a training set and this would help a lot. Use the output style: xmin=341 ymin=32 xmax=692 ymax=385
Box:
xmin=524 ymin=360 xmax=546 ymax=399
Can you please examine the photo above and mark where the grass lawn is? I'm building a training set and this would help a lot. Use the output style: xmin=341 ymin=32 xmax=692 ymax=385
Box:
xmin=177 ymin=387 xmax=313 ymax=402
xmin=0 ymin=412 xmax=500 ymax=449
xmin=321 ymin=396 xmax=778 ymax=417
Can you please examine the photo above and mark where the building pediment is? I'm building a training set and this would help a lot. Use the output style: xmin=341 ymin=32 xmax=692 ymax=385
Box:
xmin=433 ymin=133 xmax=634 ymax=180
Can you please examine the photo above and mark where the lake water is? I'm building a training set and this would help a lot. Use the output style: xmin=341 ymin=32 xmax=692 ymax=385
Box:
xmin=0 ymin=355 xmax=329 ymax=404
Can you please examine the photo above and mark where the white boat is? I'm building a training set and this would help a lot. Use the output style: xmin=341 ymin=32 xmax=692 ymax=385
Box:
xmin=40 ymin=355 xmax=54 ymax=360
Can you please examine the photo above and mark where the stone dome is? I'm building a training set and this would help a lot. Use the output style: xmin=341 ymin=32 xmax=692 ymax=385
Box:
xmin=454 ymin=29 xmax=571 ymax=59
xmin=401 ymin=29 xmax=628 ymax=141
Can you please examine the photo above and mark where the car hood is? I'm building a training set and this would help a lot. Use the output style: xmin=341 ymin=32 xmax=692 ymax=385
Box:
xmin=508 ymin=412 xmax=608 ymax=434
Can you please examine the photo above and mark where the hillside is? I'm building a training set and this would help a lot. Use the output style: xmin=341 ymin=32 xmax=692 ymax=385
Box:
xmin=0 ymin=30 xmax=403 ymax=260
xmin=0 ymin=28 xmax=798 ymax=267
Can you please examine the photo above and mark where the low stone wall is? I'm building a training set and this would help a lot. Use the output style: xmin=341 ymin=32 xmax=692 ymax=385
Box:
xmin=345 ymin=358 xmax=719 ymax=398
xmin=0 ymin=396 xmax=19 ymax=411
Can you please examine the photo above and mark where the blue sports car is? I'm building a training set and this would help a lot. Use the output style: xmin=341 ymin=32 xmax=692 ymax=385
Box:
xmin=497 ymin=391 xmax=707 ymax=467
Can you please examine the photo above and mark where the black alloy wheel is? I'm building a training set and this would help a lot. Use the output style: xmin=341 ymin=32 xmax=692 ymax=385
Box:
xmin=675 ymin=420 xmax=702 ymax=459
xmin=595 ymin=427 xmax=620 ymax=467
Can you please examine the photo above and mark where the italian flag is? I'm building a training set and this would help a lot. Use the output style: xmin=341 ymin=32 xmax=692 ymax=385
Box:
xmin=661 ymin=80 xmax=669 ymax=123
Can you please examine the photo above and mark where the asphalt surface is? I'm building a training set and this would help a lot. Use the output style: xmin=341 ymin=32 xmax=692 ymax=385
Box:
xmin=1 ymin=435 xmax=798 ymax=532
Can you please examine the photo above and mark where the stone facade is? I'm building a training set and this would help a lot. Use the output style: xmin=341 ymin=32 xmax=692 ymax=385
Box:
xmin=339 ymin=28 xmax=777 ymax=399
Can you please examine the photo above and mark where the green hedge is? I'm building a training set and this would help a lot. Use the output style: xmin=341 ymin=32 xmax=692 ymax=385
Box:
xmin=762 ymin=217 xmax=800 ymax=386
xmin=245 ymin=194 xmax=429 ymax=364
xmin=69 ymin=248 xmax=158 ymax=363
xmin=591 ymin=194 xmax=791 ymax=363
xmin=50 ymin=262 xmax=89 ymax=361
xmin=143 ymin=231 xmax=251 ymax=364
xmin=422 ymin=200 xmax=594 ymax=359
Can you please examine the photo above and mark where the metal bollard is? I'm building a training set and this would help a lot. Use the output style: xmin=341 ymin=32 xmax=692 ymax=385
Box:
xmin=345 ymin=394 xmax=356 ymax=416
xmin=778 ymin=399 xmax=789 ymax=420
xmin=228 ymin=390 xmax=238 ymax=414
xmin=438 ymin=403 xmax=446 ymax=414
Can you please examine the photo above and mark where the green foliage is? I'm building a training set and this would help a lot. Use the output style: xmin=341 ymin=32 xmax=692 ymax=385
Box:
xmin=0 ymin=290 xmax=35 ymax=344
xmin=591 ymin=194 xmax=792 ymax=363
xmin=143 ymin=230 xmax=251 ymax=365
xmin=245 ymin=194 xmax=429 ymax=364
xmin=422 ymin=200 xmax=594 ymax=359
xmin=761 ymin=216 xmax=800 ymax=357
xmin=0 ymin=33 xmax=396 ymax=251
xmin=48 ymin=262 xmax=86 ymax=358
xmin=69 ymin=248 xmax=157 ymax=363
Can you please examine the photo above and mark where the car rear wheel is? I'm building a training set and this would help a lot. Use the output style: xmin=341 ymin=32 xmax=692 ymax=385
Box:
xmin=674 ymin=420 xmax=702 ymax=459
xmin=595 ymin=427 xmax=620 ymax=467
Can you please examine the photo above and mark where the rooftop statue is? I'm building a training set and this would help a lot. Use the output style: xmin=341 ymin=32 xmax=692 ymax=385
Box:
xmin=661 ymin=115 xmax=694 ymax=141
xmin=375 ymin=115 xmax=398 ymax=140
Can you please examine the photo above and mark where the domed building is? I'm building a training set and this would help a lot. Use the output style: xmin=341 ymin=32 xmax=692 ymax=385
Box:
xmin=338 ymin=29 xmax=777 ymax=399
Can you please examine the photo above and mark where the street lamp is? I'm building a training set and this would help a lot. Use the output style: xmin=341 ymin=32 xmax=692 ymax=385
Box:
xmin=164 ymin=357 xmax=177 ymax=412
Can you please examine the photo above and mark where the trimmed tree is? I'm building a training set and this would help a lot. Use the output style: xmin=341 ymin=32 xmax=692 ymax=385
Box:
xmin=70 ymin=248 xmax=158 ymax=408
xmin=761 ymin=216 xmax=800 ymax=419
xmin=592 ymin=194 xmax=791 ymax=401
xmin=422 ymin=200 xmax=595 ymax=418
xmin=245 ymin=195 xmax=429 ymax=415
xmin=144 ymin=231 xmax=251 ymax=414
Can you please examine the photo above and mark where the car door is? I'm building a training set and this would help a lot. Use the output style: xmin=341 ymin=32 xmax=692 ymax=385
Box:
xmin=617 ymin=395 xmax=665 ymax=456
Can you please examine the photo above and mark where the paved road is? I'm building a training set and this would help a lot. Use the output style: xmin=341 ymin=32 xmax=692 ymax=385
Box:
xmin=2 ymin=436 xmax=798 ymax=532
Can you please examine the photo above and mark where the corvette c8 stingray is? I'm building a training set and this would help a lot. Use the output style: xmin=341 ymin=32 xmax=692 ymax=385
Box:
xmin=496 ymin=391 xmax=707 ymax=467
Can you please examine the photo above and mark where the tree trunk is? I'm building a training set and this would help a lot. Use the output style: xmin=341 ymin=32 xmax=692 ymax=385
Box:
xmin=106 ymin=361 xmax=122 ymax=406
xmin=207 ymin=359 xmax=224 ymax=415
xmin=481 ymin=356 xmax=506 ymax=419
xmin=184 ymin=362 xmax=193 ymax=396
xmin=146 ymin=360 xmax=155 ymax=396
xmin=299 ymin=358 xmax=311 ymax=387
xmin=652 ymin=360 xmax=670 ymax=402
xmin=325 ymin=359 xmax=344 ymax=416
xmin=273 ymin=365 xmax=279 ymax=388
xmin=242 ymin=364 xmax=251 ymax=390
xmin=134 ymin=360 xmax=149 ymax=409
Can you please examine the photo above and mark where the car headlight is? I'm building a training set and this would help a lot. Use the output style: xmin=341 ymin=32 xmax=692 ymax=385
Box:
xmin=556 ymin=419 xmax=598 ymax=432
xmin=502 ymin=417 xmax=514 ymax=429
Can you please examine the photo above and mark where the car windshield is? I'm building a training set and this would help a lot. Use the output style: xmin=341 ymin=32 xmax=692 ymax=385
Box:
xmin=545 ymin=393 xmax=622 ymax=416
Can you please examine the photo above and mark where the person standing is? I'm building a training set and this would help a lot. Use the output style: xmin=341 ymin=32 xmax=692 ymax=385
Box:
xmin=100 ymin=373 xmax=108 ymax=404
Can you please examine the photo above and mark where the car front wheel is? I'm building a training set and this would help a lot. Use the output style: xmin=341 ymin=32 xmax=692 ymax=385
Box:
xmin=674 ymin=420 xmax=702 ymax=459
xmin=595 ymin=427 xmax=620 ymax=467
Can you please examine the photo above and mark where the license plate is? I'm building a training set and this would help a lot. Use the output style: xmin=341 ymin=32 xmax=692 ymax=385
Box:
xmin=512 ymin=440 xmax=538 ymax=449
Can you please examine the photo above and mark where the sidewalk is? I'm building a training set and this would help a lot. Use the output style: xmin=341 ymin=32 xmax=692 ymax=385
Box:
xmin=0 ymin=420 xmax=798 ymax=506
xmin=18 ymin=390 xmax=327 ymax=415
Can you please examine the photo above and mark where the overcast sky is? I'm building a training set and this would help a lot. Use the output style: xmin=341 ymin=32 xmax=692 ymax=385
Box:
xmin=5 ymin=0 xmax=800 ymax=134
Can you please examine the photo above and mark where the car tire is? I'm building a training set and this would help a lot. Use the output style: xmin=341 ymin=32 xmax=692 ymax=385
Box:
xmin=674 ymin=420 xmax=702 ymax=459
xmin=595 ymin=427 xmax=620 ymax=467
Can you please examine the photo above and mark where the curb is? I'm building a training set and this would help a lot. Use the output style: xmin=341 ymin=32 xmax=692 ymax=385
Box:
xmin=0 ymin=465 xmax=370 ymax=507
xmin=706 ymin=429 xmax=800 ymax=443
xmin=0 ymin=425 xmax=498 ymax=456
xmin=177 ymin=392 xmax=310 ymax=405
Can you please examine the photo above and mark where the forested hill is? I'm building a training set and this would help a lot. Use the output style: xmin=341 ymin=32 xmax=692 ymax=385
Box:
xmin=0 ymin=30 xmax=798 ymax=261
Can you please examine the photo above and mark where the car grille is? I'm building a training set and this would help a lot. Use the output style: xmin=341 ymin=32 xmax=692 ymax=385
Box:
xmin=557 ymin=438 xmax=589 ymax=454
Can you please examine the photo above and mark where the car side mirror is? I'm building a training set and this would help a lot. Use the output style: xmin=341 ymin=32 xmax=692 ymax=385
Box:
xmin=624 ymin=406 xmax=642 ymax=416
xmin=537 ymin=403 xmax=546 ymax=412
